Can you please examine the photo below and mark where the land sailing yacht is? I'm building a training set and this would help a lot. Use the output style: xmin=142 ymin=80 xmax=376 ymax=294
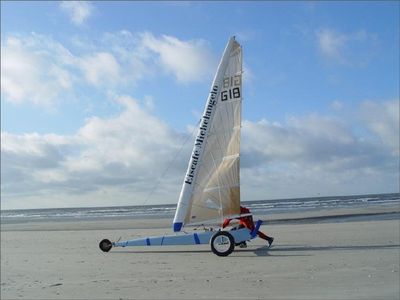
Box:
xmin=99 ymin=36 xmax=264 ymax=256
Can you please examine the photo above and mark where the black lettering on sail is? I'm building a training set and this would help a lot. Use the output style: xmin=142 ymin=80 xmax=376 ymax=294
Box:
xmin=183 ymin=86 xmax=218 ymax=185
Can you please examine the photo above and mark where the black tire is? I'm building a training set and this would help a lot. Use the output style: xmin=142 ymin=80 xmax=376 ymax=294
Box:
xmin=99 ymin=239 xmax=112 ymax=252
xmin=210 ymin=231 xmax=235 ymax=257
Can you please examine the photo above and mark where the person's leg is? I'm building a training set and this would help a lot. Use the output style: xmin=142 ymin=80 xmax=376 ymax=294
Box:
xmin=257 ymin=231 xmax=274 ymax=247
xmin=257 ymin=230 xmax=268 ymax=240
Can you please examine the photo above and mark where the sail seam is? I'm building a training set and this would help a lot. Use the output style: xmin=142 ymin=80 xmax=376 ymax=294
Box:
xmin=203 ymin=184 xmax=240 ymax=192
xmin=189 ymin=154 xmax=239 ymax=171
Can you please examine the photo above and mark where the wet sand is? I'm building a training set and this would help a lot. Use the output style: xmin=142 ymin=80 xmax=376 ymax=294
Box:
xmin=1 ymin=207 xmax=399 ymax=299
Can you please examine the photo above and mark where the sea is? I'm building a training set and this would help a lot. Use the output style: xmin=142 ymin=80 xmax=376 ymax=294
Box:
xmin=1 ymin=193 xmax=399 ymax=224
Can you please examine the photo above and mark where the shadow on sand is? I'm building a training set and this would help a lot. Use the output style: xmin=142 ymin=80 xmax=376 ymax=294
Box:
xmin=269 ymin=244 xmax=400 ymax=252
xmin=239 ymin=243 xmax=400 ymax=257
xmin=107 ymin=244 xmax=399 ymax=257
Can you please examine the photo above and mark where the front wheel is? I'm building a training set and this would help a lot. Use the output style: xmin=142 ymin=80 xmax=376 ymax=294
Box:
xmin=210 ymin=231 xmax=235 ymax=257
xmin=99 ymin=239 xmax=112 ymax=252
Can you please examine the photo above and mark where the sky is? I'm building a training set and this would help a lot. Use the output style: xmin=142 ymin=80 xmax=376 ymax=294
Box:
xmin=1 ymin=1 xmax=399 ymax=210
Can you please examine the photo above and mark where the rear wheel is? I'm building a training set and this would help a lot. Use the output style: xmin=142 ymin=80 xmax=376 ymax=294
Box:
xmin=99 ymin=239 xmax=112 ymax=252
xmin=210 ymin=231 xmax=235 ymax=257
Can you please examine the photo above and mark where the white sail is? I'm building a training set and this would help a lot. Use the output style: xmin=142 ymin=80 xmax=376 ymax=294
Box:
xmin=173 ymin=37 xmax=242 ymax=232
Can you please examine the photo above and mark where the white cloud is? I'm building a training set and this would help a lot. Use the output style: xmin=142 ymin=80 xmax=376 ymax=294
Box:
xmin=1 ymin=31 xmax=217 ymax=108
xmin=240 ymin=101 xmax=399 ymax=200
xmin=75 ymin=94 xmax=181 ymax=168
xmin=241 ymin=115 xmax=357 ymax=166
xmin=60 ymin=1 xmax=94 ymax=26
xmin=79 ymin=52 xmax=121 ymax=86
xmin=316 ymin=28 xmax=378 ymax=65
xmin=316 ymin=28 xmax=347 ymax=61
xmin=1 ymin=98 xmax=398 ymax=209
xmin=1 ymin=30 xmax=396 ymax=208
xmin=1 ymin=95 xmax=189 ymax=209
xmin=360 ymin=100 xmax=399 ymax=155
xmin=141 ymin=32 xmax=216 ymax=82
xmin=1 ymin=34 xmax=75 ymax=107
xmin=331 ymin=100 xmax=344 ymax=111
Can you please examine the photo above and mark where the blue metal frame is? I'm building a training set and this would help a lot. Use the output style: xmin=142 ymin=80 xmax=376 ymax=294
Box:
xmin=112 ymin=220 xmax=263 ymax=248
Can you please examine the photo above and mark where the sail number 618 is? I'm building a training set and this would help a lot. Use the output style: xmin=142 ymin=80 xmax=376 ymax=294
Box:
xmin=221 ymin=75 xmax=241 ymax=101
xmin=221 ymin=88 xmax=241 ymax=101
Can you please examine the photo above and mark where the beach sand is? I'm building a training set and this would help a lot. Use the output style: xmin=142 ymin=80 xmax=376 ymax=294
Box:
xmin=1 ymin=207 xmax=399 ymax=300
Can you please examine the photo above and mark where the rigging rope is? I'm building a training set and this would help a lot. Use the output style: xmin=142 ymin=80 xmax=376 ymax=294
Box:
xmin=140 ymin=119 xmax=201 ymax=206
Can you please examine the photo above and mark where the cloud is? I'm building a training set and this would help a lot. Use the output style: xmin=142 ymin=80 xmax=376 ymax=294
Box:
xmin=60 ymin=1 xmax=94 ymax=26
xmin=360 ymin=100 xmax=399 ymax=155
xmin=240 ymin=101 xmax=399 ymax=200
xmin=1 ymin=31 xmax=217 ymax=108
xmin=316 ymin=28 xmax=347 ymax=61
xmin=316 ymin=28 xmax=378 ymax=66
xmin=141 ymin=32 xmax=216 ymax=82
xmin=79 ymin=52 xmax=121 ymax=86
xmin=1 ymin=95 xmax=189 ymax=209
xmin=331 ymin=100 xmax=344 ymax=111
xmin=1 ymin=98 xmax=398 ymax=209
xmin=1 ymin=34 xmax=75 ymax=107
xmin=242 ymin=116 xmax=357 ymax=168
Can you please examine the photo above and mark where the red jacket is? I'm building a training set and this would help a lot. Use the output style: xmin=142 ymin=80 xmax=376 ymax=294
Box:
xmin=222 ymin=206 xmax=255 ymax=230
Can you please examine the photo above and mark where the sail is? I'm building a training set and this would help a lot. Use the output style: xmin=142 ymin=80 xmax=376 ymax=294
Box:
xmin=173 ymin=37 xmax=242 ymax=232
